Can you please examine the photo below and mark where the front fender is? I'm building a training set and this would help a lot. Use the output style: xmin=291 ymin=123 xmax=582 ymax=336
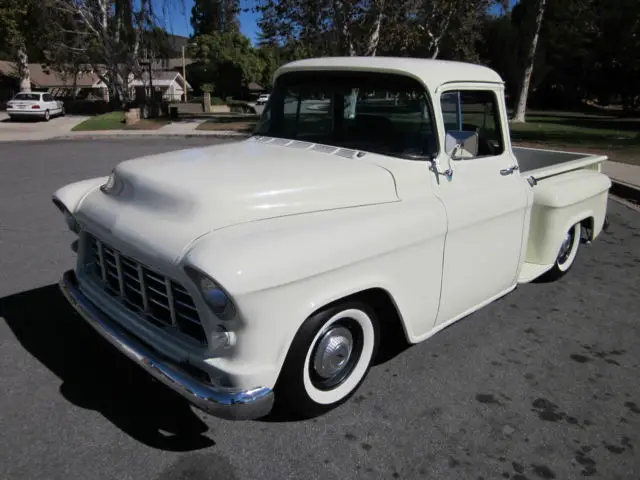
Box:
xmin=181 ymin=199 xmax=447 ymax=390
xmin=53 ymin=176 xmax=109 ymax=213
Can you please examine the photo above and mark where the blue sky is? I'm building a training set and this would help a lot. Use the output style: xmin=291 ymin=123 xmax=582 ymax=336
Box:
xmin=160 ymin=0 xmax=518 ymax=45
xmin=159 ymin=0 xmax=262 ymax=43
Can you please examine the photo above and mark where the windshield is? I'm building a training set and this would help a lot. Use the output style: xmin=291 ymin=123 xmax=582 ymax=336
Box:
xmin=13 ymin=93 xmax=41 ymax=101
xmin=254 ymin=71 xmax=438 ymax=159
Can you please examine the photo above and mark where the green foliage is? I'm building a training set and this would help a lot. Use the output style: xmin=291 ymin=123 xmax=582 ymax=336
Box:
xmin=191 ymin=0 xmax=240 ymax=35
xmin=190 ymin=30 xmax=264 ymax=98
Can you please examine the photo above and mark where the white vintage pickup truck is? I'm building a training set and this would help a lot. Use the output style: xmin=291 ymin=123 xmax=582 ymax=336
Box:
xmin=54 ymin=57 xmax=611 ymax=420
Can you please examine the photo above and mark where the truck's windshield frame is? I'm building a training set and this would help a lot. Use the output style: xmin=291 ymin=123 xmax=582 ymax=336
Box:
xmin=254 ymin=71 xmax=440 ymax=160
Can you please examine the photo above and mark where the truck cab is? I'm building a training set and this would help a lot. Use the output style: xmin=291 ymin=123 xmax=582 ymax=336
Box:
xmin=54 ymin=57 xmax=611 ymax=421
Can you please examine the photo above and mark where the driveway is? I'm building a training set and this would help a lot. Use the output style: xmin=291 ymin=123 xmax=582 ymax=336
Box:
xmin=1 ymin=139 xmax=639 ymax=480
xmin=0 ymin=111 xmax=87 ymax=142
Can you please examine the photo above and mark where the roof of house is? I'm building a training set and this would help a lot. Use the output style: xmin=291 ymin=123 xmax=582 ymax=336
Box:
xmin=149 ymin=57 xmax=195 ymax=70
xmin=247 ymin=82 xmax=264 ymax=91
xmin=0 ymin=60 xmax=103 ymax=87
xmin=275 ymin=57 xmax=504 ymax=91
xmin=130 ymin=70 xmax=193 ymax=90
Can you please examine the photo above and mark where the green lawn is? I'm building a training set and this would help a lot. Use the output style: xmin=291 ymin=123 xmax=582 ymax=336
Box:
xmin=72 ymin=111 xmax=125 ymax=131
xmin=72 ymin=111 xmax=170 ymax=131
xmin=508 ymin=111 xmax=640 ymax=166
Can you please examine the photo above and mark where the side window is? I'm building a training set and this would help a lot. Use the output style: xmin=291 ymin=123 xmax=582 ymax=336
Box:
xmin=440 ymin=90 xmax=505 ymax=158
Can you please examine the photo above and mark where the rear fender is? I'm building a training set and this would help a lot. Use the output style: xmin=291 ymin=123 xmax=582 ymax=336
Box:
xmin=525 ymin=170 xmax=611 ymax=265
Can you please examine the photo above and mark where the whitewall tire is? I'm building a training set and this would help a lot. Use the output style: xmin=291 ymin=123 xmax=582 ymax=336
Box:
xmin=275 ymin=301 xmax=380 ymax=418
xmin=543 ymin=222 xmax=581 ymax=281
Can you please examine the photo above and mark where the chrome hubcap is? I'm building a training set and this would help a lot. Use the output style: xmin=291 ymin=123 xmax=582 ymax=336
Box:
xmin=313 ymin=326 xmax=354 ymax=379
xmin=558 ymin=228 xmax=575 ymax=264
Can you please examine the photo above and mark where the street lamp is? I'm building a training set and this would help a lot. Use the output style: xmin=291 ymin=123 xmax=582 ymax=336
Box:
xmin=181 ymin=43 xmax=197 ymax=102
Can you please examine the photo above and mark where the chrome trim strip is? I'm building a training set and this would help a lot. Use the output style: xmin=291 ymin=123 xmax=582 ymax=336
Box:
xmin=59 ymin=270 xmax=275 ymax=421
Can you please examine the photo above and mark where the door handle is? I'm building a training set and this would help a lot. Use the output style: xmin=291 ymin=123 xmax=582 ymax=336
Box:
xmin=500 ymin=165 xmax=519 ymax=176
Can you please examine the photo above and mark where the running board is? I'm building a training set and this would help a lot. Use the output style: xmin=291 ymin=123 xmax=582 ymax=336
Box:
xmin=518 ymin=262 xmax=554 ymax=283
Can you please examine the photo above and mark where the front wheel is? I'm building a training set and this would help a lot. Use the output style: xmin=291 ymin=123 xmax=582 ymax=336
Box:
xmin=542 ymin=222 xmax=582 ymax=281
xmin=275 ymin=301 xmax=380 ymax=418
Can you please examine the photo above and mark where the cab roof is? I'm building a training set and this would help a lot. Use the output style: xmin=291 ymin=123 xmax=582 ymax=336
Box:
xmin=275 ymin=57 xmax=504 ymax=92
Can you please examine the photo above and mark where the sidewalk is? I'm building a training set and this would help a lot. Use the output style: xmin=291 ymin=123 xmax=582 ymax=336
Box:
xmin=602 ymin=162 xmax=640 ymax=204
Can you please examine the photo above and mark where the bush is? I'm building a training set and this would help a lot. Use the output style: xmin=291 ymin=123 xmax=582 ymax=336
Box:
xmin=227 ymin=100 xmax=256 ymax=114
xmin=62 ymin=100 xmax=111 ymax=115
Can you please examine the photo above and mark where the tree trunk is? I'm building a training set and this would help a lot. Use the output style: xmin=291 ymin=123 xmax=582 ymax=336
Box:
xmin=16 ymin=45 xmax=31 ymax=92
xmin=365 ymin=1 xmax=384 ymax=57
xmin=512 ymin=0 xmax=546 ymax=123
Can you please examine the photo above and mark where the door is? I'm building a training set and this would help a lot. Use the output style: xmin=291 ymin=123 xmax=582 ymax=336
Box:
xmin=43 ymin=94 xmax=58 ymax=113
xmin=433 ymin=85 xmax=529 ymax=325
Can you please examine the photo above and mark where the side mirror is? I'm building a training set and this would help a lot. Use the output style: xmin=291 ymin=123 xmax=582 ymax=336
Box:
xmin=445 ymin=130 xmax=479 ymax=160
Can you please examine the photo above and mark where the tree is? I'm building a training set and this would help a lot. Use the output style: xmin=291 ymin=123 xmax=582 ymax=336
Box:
xmin=0 ymin=0 xmax=47 ymax=91
xmin=190 ymin=30 xmax=263 ymax=98
xmin=512 ymin=0 xmax=546 ymax=123
xmin=45 ymin=0 xmax=162 ymax=105
xmin=254 ymin=0 xmax=397 ymax=58
xmin=191 ymin=0 xmax=240 ymax=35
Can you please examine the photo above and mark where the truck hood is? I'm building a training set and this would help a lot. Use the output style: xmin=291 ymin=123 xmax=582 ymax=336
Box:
xmin=75 ymin=139 xmax=399 ymax=263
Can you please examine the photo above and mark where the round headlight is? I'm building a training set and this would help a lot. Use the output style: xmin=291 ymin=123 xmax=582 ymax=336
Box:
xmin=192 ymin=271 xmax=237 ymax=321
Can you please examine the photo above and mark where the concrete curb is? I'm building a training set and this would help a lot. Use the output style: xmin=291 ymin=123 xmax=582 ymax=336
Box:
xmin=52 ymin=131 xmax=251 ymax=141
xmin=610 ymin=179 xmax=640 ymax=206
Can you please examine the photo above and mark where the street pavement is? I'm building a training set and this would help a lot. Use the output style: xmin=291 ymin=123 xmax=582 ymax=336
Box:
xmin=0 ymin=139 xmax=639 ymax=480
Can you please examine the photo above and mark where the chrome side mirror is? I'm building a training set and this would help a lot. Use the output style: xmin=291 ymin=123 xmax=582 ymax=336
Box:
xmin=445 ymin=131 xmax=479 ymax=160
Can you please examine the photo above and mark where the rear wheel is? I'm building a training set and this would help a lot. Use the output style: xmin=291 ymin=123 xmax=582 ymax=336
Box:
xmin=43 ymin=110 xmax=50 ymax=121
xmin=275 ymin=301 xmax=379 ymax=418
xmin=542 ymin=222 xmax=581 ymax=281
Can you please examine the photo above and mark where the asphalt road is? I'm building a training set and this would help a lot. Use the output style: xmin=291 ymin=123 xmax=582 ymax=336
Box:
xmin=1 ymin=139 xmax=639 ymax=480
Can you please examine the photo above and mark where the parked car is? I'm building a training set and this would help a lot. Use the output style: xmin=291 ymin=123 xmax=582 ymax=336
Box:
xmin=6 ymin=91 xmax=65 ymax=121
xmin=53 ymin=57 xmax=611 ymax=421
xmin=256 ymin=93 xmax=270 ymax=105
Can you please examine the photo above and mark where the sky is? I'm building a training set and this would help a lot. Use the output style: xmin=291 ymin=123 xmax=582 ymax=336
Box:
xmin=159 ymin=0 xmax=262 ymax=43
xmin=160 ymin=0 xmax=519 ymax=46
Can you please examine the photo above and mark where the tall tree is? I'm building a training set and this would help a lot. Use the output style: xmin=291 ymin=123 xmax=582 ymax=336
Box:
xmin=191 ymin=0 xmax=240 ymax=35
xmin=190 ymin=30 xmax=262 ymax=98
xmin=46 ymin=0 xmax=160 ymax=105
xmin=512 ymin=0 xmax=546 ymax=123
xmin=0 ymin=0 xmax=46 ymax=91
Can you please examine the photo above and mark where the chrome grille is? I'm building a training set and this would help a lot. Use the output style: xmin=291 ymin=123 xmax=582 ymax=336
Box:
xmin=84 ymin=233 xmax=207 ymax=345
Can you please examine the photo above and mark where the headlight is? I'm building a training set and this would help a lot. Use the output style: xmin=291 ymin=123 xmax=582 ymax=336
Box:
xmin=52 ymin=198 xmax=79 ymax=234
xmin=186 ymin=267 xmax=237 ymax=322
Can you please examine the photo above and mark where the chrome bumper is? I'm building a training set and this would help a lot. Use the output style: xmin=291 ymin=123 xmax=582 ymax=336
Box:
xmin=59 ymin=270 xmax=274 ymax=420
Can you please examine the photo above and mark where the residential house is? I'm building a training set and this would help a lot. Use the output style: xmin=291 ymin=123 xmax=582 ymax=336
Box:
xmin=129 ymin=70 xmax=193 ymax=102
xmin=0 ymin=60 xmax=108 ymax=104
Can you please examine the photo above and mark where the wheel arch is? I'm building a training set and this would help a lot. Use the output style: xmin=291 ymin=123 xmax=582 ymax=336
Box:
xmin=303 ymin=286 xmax=410 ymax=359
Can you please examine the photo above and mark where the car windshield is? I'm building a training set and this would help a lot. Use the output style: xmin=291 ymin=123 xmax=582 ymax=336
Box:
xmin=254 ymin=71 xmax=438 ymax=159
xmin=13 ymin=93 xmax=41 ymax=101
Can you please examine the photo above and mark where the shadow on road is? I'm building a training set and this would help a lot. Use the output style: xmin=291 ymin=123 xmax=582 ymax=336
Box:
xmin=0 ymin=284 xmax=215 ymax=451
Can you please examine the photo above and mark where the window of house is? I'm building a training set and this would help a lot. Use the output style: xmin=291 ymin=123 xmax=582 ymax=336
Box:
xmin=440 ymin=90 xmax=505 ymax=157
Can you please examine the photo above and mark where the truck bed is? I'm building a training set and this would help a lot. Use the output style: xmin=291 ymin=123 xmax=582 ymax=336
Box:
xmin=513 ymin=146 xmax=608 ymax=180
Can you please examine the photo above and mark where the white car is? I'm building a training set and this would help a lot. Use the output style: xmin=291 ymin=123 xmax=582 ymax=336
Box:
xmin=256 ymin=93 xmax=270 ymax=105
xmin=53 ymin=57 xmax=611 ymax=421
xmin=6 ymin=91 xmax=65 ymax=121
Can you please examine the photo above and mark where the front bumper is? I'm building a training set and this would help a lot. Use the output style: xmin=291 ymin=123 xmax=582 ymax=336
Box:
xmin=59 ymin=269 xmax=274 ymax=420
